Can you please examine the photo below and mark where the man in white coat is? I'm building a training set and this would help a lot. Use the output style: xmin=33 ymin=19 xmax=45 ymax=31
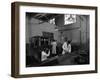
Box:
xmin=41 ymin=48 xmax=50 ymax=61
xmin=62 ymin=37 xmax=68 ymax=54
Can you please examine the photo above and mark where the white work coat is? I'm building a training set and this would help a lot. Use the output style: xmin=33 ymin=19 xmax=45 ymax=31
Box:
xmin=62 ymin=42 xmax=68 ymax=54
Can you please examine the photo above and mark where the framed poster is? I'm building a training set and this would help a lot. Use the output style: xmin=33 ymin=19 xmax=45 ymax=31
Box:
xmin=11 ymin=2 xmax=98 ymax=78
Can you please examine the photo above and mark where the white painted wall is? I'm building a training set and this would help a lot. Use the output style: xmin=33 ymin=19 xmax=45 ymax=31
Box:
xmin=0 ymin=0 xmax=100 ymax=80
xmin=26 ymin=16 xmax=59 ymax=43
xmin=57 ymin=15 xmax=89 ymax=44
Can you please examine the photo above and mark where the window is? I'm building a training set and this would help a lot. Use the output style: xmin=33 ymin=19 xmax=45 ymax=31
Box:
xmin=64 ymin=14 xmax=76 ymax=25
